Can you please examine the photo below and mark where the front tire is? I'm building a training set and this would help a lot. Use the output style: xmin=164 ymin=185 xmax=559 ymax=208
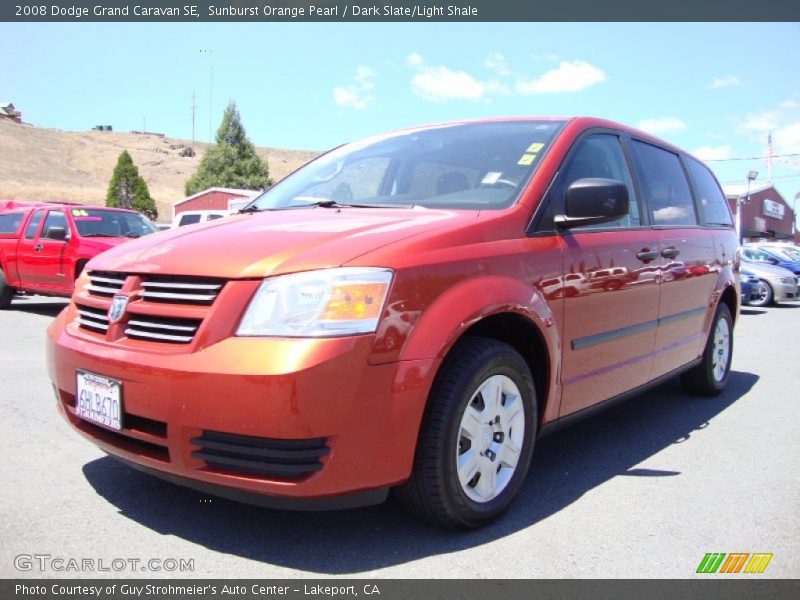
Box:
xmin=0 ymin=269 xmax=15 ymax=309
xmin=681 ymin=303 xmax=733 ymax=396
xmin=748 ymin=280 xmax=773 ymax=307
xmin=396 ymin=337 xmax=537 ymax=529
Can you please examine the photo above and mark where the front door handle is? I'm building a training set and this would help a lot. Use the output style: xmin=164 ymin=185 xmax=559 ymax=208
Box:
xmin=636 ymin=249 xmax=658 ymax=263
xmin=33 ymin=244 xmax=43 ymax=252
xmin=661 ymin=246 xmax=680 ymax=259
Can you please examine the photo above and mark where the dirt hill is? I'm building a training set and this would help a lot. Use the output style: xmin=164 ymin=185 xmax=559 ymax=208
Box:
xmin=0 ymin=119 xmax=319 ymax=222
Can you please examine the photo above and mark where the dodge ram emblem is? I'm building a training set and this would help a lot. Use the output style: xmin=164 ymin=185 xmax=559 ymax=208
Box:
xmin=108 ymin=295 xmax=129 ymax=324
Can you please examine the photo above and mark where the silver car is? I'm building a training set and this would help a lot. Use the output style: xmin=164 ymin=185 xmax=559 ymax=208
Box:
xmin=740 ymin=260 xmax=800 ymax=307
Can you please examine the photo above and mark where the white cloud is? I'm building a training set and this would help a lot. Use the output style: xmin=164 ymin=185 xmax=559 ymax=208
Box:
xmin=637 ymin=117 xmax=687 ymax=134
xmin=515 ymin=60 xmax=605 ymax=94
xmin=773 ymin=122 xmax=800 ymax=153
xmin=411 ymin=66 xmax=485 ymax=102
xmin=484 ymin=51 xmax=511 ymax=76
xmin=707 ymin=75 xmax=741 ymax=89
xmin=739 ymin=110 xmax=782 ymax=133
xmin=333 ymin=66 xmax=376 ymax=110
xmin=692 ymin=145 xmax=733 ymax=161
xmin=406 ymin=52 xmax=423 ymax=67
xmin=779 ymin=99 xmax=800 ymax=109
xmin=406 ymin=53 xmax=486 ymax=102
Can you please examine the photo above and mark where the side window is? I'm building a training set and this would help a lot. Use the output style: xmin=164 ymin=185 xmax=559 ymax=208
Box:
xmin=0 ymin=213 xmax=24 ymax=234
xmin=632 ymin=141 xmax=698 ymax=226
xmin=24 ymin=210 xmax=44 ymax=239
xmin=684 ymin=157 xmax=733 ymax=226
xmin=42 ymin=211 xmax=67 ymax=239
xmin=178 ymin=214 xmax=201 ymax=226
xmin=561 ymin=134 xmax=642 ymax=229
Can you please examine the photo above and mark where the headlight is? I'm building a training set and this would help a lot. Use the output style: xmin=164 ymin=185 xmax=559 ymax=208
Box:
xmin=780 ymin=277 xmax=795 ymax=284
xmin=237 ymin=267 xmax=393 ymax=337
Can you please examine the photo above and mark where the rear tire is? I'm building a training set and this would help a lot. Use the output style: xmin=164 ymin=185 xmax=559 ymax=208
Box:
xmin=396 ymin=337 xmax=537 ymax=529
xmin=681 ymin=303 xmax=733 ymax=396
xmin=0 ymin=269 xmax=15 ymax=309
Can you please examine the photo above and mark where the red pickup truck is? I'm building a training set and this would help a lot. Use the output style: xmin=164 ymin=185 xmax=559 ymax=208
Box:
xmin=0 ymin=202 xmax=156 ymax=308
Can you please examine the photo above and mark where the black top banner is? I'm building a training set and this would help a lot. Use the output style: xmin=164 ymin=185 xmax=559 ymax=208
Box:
xmin=4 ymin=0 xmax=800 ymax=22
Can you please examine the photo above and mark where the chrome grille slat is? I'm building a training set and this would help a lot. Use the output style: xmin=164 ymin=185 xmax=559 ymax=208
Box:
xmin=141 ymin=282 xmax=222 ymax=290
xmin=87 ymin=284 xmax=123 ymax=295
xmin=127 ymin=319 xmax=197 ymax=332
xmin=90 ymin=276 xmax=126 ymax=285
xmin=78 ymin=319 xmax=109 ymax=331
xmin=124 ymin=328 xmax=194 ymax=343
xmin=140 ymin=291 xmax=218 ymax=302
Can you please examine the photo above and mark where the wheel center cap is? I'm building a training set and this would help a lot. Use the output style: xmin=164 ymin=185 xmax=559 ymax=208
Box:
xmin=481 ymin=424 xmax=493 ymax=450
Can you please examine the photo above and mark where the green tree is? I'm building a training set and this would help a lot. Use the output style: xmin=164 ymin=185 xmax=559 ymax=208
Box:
xmin=105 ymin=150 xmax=158 ymax=220
xmin=185 ymin=100 xmax=271 ymax=195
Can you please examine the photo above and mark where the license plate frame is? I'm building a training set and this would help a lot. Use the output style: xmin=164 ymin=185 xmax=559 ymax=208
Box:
xmin=75 ymin=370 xmax=123 ymax=431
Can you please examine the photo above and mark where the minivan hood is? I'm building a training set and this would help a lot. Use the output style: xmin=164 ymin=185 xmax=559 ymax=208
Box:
xmin=87 ymin=208 xmax=476 ymax=278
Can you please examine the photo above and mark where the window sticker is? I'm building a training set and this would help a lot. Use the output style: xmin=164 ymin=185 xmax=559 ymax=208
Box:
xmin=517 ymin=154 xmax=536 ymax=166
xmin=526 ymin=142 xmax=544 ymax=153
xmin=481 ymin=171 xmax=503 ymax=185
xmin=71 ymin=209 xmax=89 ymax=217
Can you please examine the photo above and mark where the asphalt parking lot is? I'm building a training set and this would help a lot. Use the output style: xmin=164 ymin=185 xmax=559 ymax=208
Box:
xmin=0 ymin=295 xmax=798 ymax=579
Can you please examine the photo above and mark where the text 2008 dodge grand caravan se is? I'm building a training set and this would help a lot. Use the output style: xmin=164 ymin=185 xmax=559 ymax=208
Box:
xmin=47 ymin=117 xmax=739 ymax=529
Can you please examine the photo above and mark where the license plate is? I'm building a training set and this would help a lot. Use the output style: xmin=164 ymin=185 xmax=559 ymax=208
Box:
xmin=75 ymin=370 xmax=122 ymax=430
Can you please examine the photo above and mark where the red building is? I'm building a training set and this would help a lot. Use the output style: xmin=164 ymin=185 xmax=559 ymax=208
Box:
xmin=723 ymin=183 xmax=797 ymax=243
xmin=172 ymin=187 xmax=262 ymax=221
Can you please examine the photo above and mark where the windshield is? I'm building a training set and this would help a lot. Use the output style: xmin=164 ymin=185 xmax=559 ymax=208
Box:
xmin=71 ymin=209 xmax=157 ymax=238
xmin=765 ymin=246 xmax=800 ymax=262
xmin=247 ymin=120 xmax=565 ymax=211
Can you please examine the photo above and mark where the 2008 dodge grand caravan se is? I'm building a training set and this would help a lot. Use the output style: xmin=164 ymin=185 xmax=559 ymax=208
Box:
xmin=47 ymin=117 xmax=739 ymax=529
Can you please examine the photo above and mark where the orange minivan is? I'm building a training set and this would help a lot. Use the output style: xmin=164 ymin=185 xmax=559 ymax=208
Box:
xmin=47 ymin=117 xmax=739 ymax=528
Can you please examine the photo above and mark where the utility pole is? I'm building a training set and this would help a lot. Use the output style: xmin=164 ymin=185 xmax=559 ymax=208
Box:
xmin=200 ymin=48 xmax=213 ymax=141
xmin=191 ymin=90 xmax=196 ymax=153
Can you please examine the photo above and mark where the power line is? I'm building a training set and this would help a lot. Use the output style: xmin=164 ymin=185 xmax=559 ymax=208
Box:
xmin=706 ymin=152 xmax=800 ymax=162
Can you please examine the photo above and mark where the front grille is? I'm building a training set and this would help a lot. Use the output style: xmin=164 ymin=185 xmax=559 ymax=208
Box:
xmin=140 ymin=275 xmax=225 ymax=305
xmin=86 ymin=271 xmax=126 ymax=297
xmin=125 ymin=315 xmax=202 ymax=344
xmin=191 ymin=430 xmax=329 ymax=479
xmin=76 ymin=303 xmax=109 ymax=332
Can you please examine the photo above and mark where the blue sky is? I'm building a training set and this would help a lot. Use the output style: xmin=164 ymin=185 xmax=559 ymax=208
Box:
xmin=2 ymin=22 xmax=800 ymax=214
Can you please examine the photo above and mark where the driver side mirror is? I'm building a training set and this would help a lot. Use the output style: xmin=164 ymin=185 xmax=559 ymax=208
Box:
xmin=555 ymin=178 xmax=629 ymax=229
xmin=44 ymin=226 xmax=69 ymax=241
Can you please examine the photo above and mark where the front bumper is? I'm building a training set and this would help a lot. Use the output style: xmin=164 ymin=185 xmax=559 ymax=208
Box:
xmin=47 ymin=308 xmax=438 ymax=507
xmin=768 ymin=279 xmax=799 ymax=301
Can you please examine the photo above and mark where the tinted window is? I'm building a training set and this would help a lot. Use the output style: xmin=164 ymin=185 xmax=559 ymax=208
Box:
xmin=24 ymin=210 xmax=44 ymax=239
xmin=42 ymin=211 xmax=67 ymax=239
xmin=685 ymin=157 xmax=733 ymax=226
xmin=632 ymin=141 xmax=698 ymax=226
xmin=178 ymin=214 xmax=202 ymax=226
xmin=0 ymin=213 xmax=24 ymax=234
xmin=559 ymin=134 xmax=642 ymax=229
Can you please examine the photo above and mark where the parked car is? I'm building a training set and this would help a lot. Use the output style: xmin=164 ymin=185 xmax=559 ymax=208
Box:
xmin=172 ymin=210 xmax=229 ymax=228
xmin=742 ymin=245 xmax=800 ymax=276
xmin=0 ymin=204 xmax=156 ymax=308
xmin=737 ymin=259 xmax=799 ymax=306
xmin=47 ymin=117 xmax=739 ymax=529
xmin=738 ymin=268 xmax=761 ymax=306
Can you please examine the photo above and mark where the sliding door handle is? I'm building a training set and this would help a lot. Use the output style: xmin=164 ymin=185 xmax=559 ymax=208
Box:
xmin=661 ymin=247 xmax=680 ymax=259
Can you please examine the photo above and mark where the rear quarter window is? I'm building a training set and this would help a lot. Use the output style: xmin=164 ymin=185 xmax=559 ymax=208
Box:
xmin=685 ymin=157 xmax=733 ymax=226
xmin=0 ymin=213 xmax=24 ymax=235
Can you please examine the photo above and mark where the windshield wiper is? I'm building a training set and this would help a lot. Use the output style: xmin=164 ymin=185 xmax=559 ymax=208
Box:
xmin=83 ymin=233 xmax=117 ymax=237
xmin=238 ymin=205 xmax=264 ymax=214
xmin=297 ymin=199 xmax=413 ymax=210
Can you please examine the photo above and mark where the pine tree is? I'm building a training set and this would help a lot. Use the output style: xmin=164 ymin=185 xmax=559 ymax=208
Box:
xmin=105 ymin=150 xmax=158 ymax=220
xmin=185 ymin=101 xmax=271 ymax=195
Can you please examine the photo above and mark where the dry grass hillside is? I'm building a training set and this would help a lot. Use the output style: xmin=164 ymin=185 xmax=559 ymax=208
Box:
xmin=0 ymin=119 xmax=319 ymax=222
